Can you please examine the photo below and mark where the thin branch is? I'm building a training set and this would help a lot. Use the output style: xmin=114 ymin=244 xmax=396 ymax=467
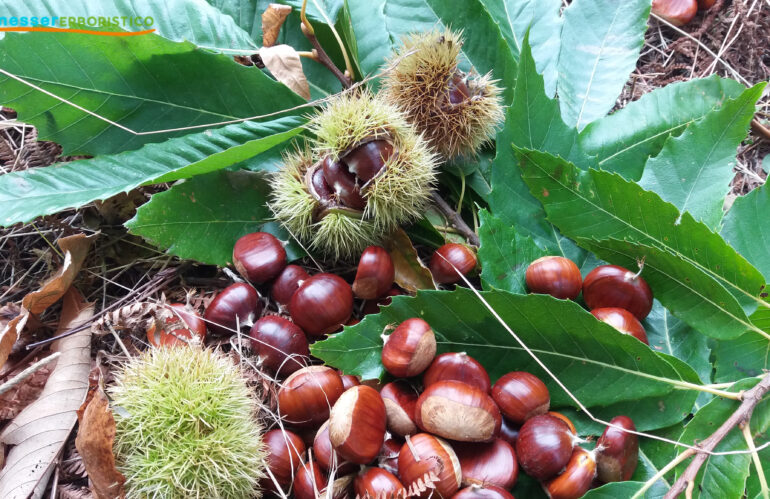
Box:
xmin=752 ymin=118 xmax=770 ymax=142
xmin=0 ymin=351 xmax=60 ymax=396
xmin=300 ymin=0 xmax=352 ymax=89
xmin=431 ymin=192 xmax=480 ymax=246
xmin=665 ymin=372 xmax=770 ymax=498
xmin=741 ymin=422 xmax=770 ymax=499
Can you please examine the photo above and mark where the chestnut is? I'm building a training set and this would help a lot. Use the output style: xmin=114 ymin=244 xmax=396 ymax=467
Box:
xmin=322 ymin=155 xmax=367 ymax=210
xmin=313 ymin=420 xmax=357 ymax=476
xmin=698 ymin=0 xmax=716 ymax=8
xmin=342 ymin=139 xmax=394 ymax=183
xmin=329 ymin=385 xmax=387 ymax=464
xmin=491 ymin=371 xmax=550 ymax=425
xmin=147 ymin=303 xmax=207 ymax=347
xmin=423 ymin=352 xmax=491 ymax=393
xmin=430 ymin=243 xmax=478 ymax=284
xmin=544 ymin=447 xmax=597 ymax=499
xmin=271 ymin=264 xmax=310 ymax=306
xmin=294 ymin=460 xmax=327 ymax=499
xmin=204 ymin=283 xmax=261 ymax=336
xmin=353 ymin=246 xmax=395 ymax=300
xmin=582 ymin=265 xmax=653 ymax=320
xmin=249 ymin=315 xmax=309 ymax=377
xmin=354 ymin=467 xmax=405 ymax=498
xmin=454 ymin=438 xmax=518 ymax=489
xmin=277 ymin=366 xmax=345 ymax=428
xmin=362 ymin=287 xmax=403 ymax=315
xmin=596 ymin=415 xmax=639 ymax=482
xmin=515 ymin=413 xmax=575 ymax=481
xmin=289 ymin=273 xmax=354 ymax=336
xmin=548 ymin=411 xmax=577 ymax=435
xmin=340 ymin=373 xmax=361 ymax=390
xmin=498 ymin=417 xmax=520 ymax=447
xmin=378 ymin=439 xmax=402 ymax=476
xmin=591 ymin=307 xmax=649 ymax=344
xmin=398 ymin=433 xmax=462 ymax=498
xmin=381 ymin=318 xmax=437 ymax=378
xmin=263 ymin=429 xmax=306 ymax=486
xmin=415 ymin=380 xmax=501 ymax=442
xmin=232 ymin=232 xmax=286 ymax=284
xmin=652 ymin=0 xmax=698 ymax=26
xmin=452 ymin=484 xmax=515 ymax=499
xmin=380 ymin=381 xmax=419 ymax=436
xmin=525 ymin=256 xmax=582 ymax=300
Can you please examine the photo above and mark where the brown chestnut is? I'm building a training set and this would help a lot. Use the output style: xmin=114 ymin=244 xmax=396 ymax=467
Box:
xmin=698 ymin=0 xmax=716 ymax=8
xmin=491 ymin=371 xmax=550 ymax=424
xmin=271 ymin=264 xmax=310 ymax=306
xmin=498 ymin=417 xmax=520 ymax=447
xmin=452 ymin=484 xmax=515 ymax=499
xmin=329 ymin=385 xmax=387 ymax=464
xmin=313 ymin=420 xmax=357 ymax=476
xmin=362 ymin=287 xmax=403 ymax=315
xmin=652 ymin=0 xmax=698 ymax=25
xmin=263 ymin=429 xmax=306 ymax=486
xmin=354 ymin=467 xmax=405 ymax=498
xmin=415 ymin=380 xmax=501 ymax=442
xmin=340 ymin=373 xmax=361 ymax=390
xmin=382 ymin=318 xmax=437 ymax=378
xmin=525 ymin=256 xmax=582 ymax=300
xmin=294 ymin=460 xmax=327 ymax=499
xmin=596 ymin=415 xmax=639 ymax=482
xmin=544 ymin=447 xmax=597 ymax=499
xmin=398 ymin=433 xmax=462 ymax=498
xmin=353 ymin=246 xmax=395 ymax=300
xmin=342 ymin=139 xmax=394 ymax=183
xmin=591 ymin=307 xmax=649 ymax=344
xmin=147 ymin=303 xmax=207 ymax=347
xmin=249 ymin=315 xmax=309 ymax=377
xmin=582 ymin=265 xmax=653 ymax=320
xmin=430 ymin=243 xmax=478 ymax=284
xmin=277 ymin=366 xmax=345 ymax=427
xmin=378 ymin=439 xmax=402 ymax=476
xmin=548 ymin=412 xmax=577 ymax=435
xmin=289 ymin=273 xmax=353 ymax=336
xmin=232 ymin=232 xmax=286 ymax=284
xmin=454 ymin=438 xmax=518 ymax=489
xmin=322 ymin=155 xmax=367 ymax=210
xmin=515 ymin=414 xmax=575 ymax=481
xmin=380 ymin=381 xmax=419 ymax=437
xmin=204 ymin=283 xmax=261 ymax=336
xmin=423 ymin=352 xmax=491 ymax=393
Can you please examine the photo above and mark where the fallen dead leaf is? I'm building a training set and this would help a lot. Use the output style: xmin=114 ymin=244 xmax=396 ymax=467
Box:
xmin=0 ymin=288 xmax=93 ymax=499
xmin=76 ymin=386 xmax=126 ymax=499
xmin=259 ymin=45 xmax=311 ymax=100
xmin=382 ymin=229 xmax=437 ymax=293
xmin=0 ymin=313 xmax=28 ymax=374
xmin=261 ymin=3 xmax=292 ymax=47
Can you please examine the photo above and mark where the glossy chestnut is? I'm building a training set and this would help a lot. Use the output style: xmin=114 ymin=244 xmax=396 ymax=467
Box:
xmin=415 ymin=380 xmax=501 ymax=442
xmin=329 ymin=385 xmax=387 ymax=464
xmin=591 ymin=307 xmax=649 ymax=344
xmin=342 ymin=139 xmax=395 ymax=183
xmin=354 ymin=467 xmax=405 ymax=498
xmin=492 ymin=371 xmax=550 ymax=424
xmin=293 ymin=460 xmax=327 ymax=499
xmin=362 ymin=287 xmax=403 ymax=315
xmin=452 ymin=484 xmax=515 ymax=499
xmin=322 ymin=155 xmax=366 ymax=210
xmin=525 ymin=256 xmax=583 ymax=300
xmin=398 ymin=433 xmax=462 ymax=498
xmin=147 ymin=303 xmax=207 ymax=347
xmin=596 ymin=415 xmax=639 ymax=482
xmin=204 ymin=283 xmax=261 ymax=336
xmin=544 ymin=447 xmax=597 ymax=499
xmin=382 ymin=318 xmax=437 ymax=378
xmin=340 ymin=373 xmax=361 ymax=390
xmin=380 ymin=381 xmax=419 ymax=436
xmin=263 ymin=429 xmax=306 ymax=486
xmin=249 ymin=315 xmax=309 ymax=377
xmin=515 ymin=413 xmax=575 ymax=481
xmin=271 ymin=264 xmax=310 ymax=306
xmin=353 ymin=246 xmax=395 ymax=300
xmin=454 ymin=438 xmax=518 ymax=489
xmin=289 ymin=273 xmax=354 ymax=336
xmin=582 ymin=265 xmax=653 ymax=320
xmin=548 ymin=412 xmax=577 ymax=435
xmin=232 ymin=232 xmax=286 ymax=284
xmin=430 ymin=243 xmax=478 ymax=284
xmin=652 ymin=0 xmax=698 ymax=25
xmin=498 ymin=417 xmax=520 ymax=447
xmin=277 ymin=366 xmax=345 ymax=427
xmin=423 ymin=352 xmax=491 ymax=393
xmin=378 ymin=439 xmax=402 ymax=476
xmin=313 ymin=420 xmax=357 ymax=476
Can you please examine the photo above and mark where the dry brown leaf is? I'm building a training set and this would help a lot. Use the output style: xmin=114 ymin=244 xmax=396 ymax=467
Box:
xmin=75 ymin=386 xmax=126 ymax=499
xmin=0 ymin=360 xmax=52 ymax=420
xmin=0 ymin=313 xmax=28 ymax=374
xmin=258 ymin=45 xmax=311 ymax=100
xmin=261 ymin=3 xmax=292 ymax=47
xmin=382 ymin=229 xmax=437 ymax=293
xmin=0 ymin=288 xmax=93 ymax=499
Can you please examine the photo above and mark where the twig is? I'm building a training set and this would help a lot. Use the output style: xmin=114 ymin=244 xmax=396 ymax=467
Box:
xmin=665 ymin=372 xmax=770 ymax=498
xmin=741 ymin=422 xmax=770 ymax=499
xmin=300 ymin=0 xmax=352 ymax=89
xmin=431 ymin=192 xmax=480 ymax=246
xmin=0 ymin=351 xmax=60 ymax=396
xmin=752 ymin=118 xmax=770 ymax=142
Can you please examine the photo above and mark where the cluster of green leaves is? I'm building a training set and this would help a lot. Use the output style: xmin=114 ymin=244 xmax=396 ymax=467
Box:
xmin=0 ymin=0 xmax=768 ymax=497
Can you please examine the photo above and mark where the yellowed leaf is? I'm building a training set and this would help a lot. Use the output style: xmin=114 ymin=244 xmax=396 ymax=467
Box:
xmin=0 ymin=288 xmax=93 ymax=499
xmin=259 ymin=45 xmax=311 ymax=100
xmin=382 ymin=229 xmax=437 ymax=293
xmin=261 ymin=3 xmax=292 ymax=47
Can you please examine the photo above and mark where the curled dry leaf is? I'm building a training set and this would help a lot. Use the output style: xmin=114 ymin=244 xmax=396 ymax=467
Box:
xmin=382 ymin=228 xmax=437 ymax=293
xmin=258 ymin=45 xmax=311 ymax=100
xmin=0 ymin=313 xmax=27 ymax=375
xmin=261 ymin=3 xmax=292 ymax=47
xmin=0 ymin=288 xmax=93 ymax=499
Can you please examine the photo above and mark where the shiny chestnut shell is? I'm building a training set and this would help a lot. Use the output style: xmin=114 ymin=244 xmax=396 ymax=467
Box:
xmin=430 ymin=243 xmax=478 ymax=284
xmin=313 ymin=420 xmax=357 ymax=476
xmin=328 ymin=385 xmax=387 ymax=464
xmin=423 ymin=352 xmax=491 ymax=393
xmin=271 ymin=264 xmax=310 ymax=306
xmin=515 ymin=414 xmax=575 ymax=481
xmin=343 ymin=139 xmax=394 ymax=183
xmin=354 ymin=467 xmax=405 ymax=499
xmin=544 ymin=447 xmax=597 ymax=499
xmin=378 ymin=439 xmax=401 ymax=476
xmin=582 ymin=265 xmax=653 ymax=320
xmin=548 ymin=412 xmax=577 ymax=435
xmin=491 ymin=371 xmax=550 ymax=424
xmin=652 ymin=0 xmax=698 ymax=26
xmin=596 ymin=415 xmax=639 ymax=482
xmin=591 ymin=307 xmax=649 ymax=344
xmin=277 ymin=366 xmax=345 ymax=427
xmin=322 ymin=155 xmax=366 ymax=210
xmin=454 ymin=438 xmax=518 ymax=489
xmin=232 ymin=232 xmax=286 ymax=284
xmin=498 ymin=417 xmax=520 ymax=447
xmin=204 ymin=283 xmax=261 ymax=336
xmin=294 ymin=460 xmax=327 ymax=499
xmin=525 ymin=256 xmax=582 ymax=300
xmin=382 ymin=318 xmax=437 ymax=378
xmin=340 ymin=373 xmax=361 ymax=390
xmin=452 ymin=484 xmax=515 ymax=499
xmin=289 ymin=273 xmax=354 ymax=336
xmin=398 ymin=433 xmax=462 ymax=498
xmin=147 ymin=303 xmax=207 ymax=347
xmin=249 ymin=315 xmax=309 ymax=377
xmin=263 ymin=429 xmax=306 ymax=486
xmin=415 ymin=380 xmax=501 ymax=442
xmin=353 ymin=246 xmax=395 ymax=300
xmin=380 ymin=381 xmax=419 ymax=437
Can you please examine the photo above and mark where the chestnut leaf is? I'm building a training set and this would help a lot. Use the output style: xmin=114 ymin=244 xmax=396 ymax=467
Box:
xmin=721 ymin=182 xmax=770 ymax=282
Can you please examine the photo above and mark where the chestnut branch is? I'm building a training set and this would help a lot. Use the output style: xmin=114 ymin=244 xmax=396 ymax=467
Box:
xmin=299 ymin=0 xmax=352 ymax=89
xmin=431 ymin=192 xmax=480 ymax=247
xmin=664 ymin=371 xmax=770 ymax=499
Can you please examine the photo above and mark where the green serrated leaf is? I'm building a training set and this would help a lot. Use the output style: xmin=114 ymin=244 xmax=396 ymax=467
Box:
xmin=579 ymin=75 xmax=746 ymax=180
xmin=557 ymin=0 xmax=650 ymax=129
xmin=722 ymin=182 xmax=770 ymax=283
xmin=712 ymin=315 xmax=770 ymax=382
xmin=312 ymin=289 xmax=700 ymax=431
xmin=0 ymin=31 xmax=304 ymax=155
xmin=0 ymin=116 xmax=304 ymax=227
xmin=639 ymin=83 xmax=765 ymax=229
xmin=583 ymin=481 xmax=666 ymax=499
